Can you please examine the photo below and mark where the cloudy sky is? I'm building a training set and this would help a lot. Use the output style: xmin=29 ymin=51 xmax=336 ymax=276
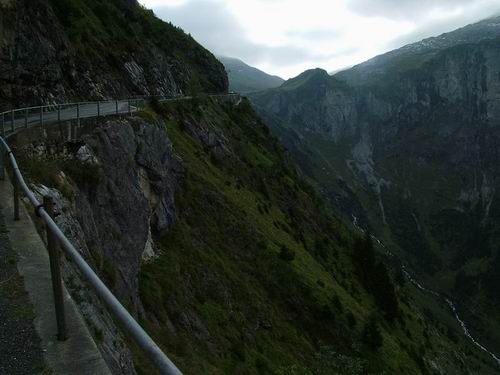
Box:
xmin=140 ymin=0 xmax=500 ymax=79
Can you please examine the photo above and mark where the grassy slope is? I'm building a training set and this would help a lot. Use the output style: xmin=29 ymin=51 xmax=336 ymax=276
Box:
xmin=251 ymin=41 xmax=500 ymax=364
xmin=132 ymin=98 xmax=481 ymax=374
xmin=247 ymin=103 xmax=500 ymax=374
xmin=15 ymin=97 xmax=493 ymax=374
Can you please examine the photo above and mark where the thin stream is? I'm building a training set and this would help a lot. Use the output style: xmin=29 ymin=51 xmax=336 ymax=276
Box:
xmin=351 ymin=216 xmax=500 ymax=366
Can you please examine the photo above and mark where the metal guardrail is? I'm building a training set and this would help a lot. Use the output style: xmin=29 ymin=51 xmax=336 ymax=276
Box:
xmin=0 ymin=98 xmax=152 ymax=136
xmin=0 ymin=97 xmax=183 ymax=375
xmin=0 ymin=94 xmax=240 ymax=137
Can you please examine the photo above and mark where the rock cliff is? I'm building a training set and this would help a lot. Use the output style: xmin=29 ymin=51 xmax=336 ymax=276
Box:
xmin=15 ymin=97 xmax=488 ymax=374
xmin=5 ymin=1 xmax=500 ymax=373
xmin=250 ymin=16 xmax=500 ymax=359
xmin=0 ymin=0 xmax=228 ymax=109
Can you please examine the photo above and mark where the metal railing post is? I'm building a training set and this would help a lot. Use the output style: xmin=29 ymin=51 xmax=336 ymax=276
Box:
xmin=12 ymin=147 xmax=19 ymax=221
xmin=77 ymin=103 xmax=80 ymax=121
xmin=44 ymin=195 xmax=67 ymax=341
xmin=11 ymin=110 xmax=14 ymax=132
xmin=97 ymin=101 xmax=100 ymax=117
xmin=40 ymin=106 xmax=44 ymax=126
xmin=24 ymin=108 xmax=28 ymax=128
xmin=115 ymin=100 xmax=118 ymax=115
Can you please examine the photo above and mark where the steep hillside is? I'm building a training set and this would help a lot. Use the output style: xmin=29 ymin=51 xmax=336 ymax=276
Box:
xmin=13 ymin=97 xmax=495 ymax=374
xmin=4 ymin=1 xmax=499 ymax=373
xmin=0 ymin=0 xmax=228 ymax=109
xmin=251 ymin=17 xmax=500 ymax=368
xmin=219 ymin=57 xmax=284 ymax=94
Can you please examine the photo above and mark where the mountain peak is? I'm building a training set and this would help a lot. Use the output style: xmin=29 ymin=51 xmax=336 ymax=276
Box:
xmin=300 ymin=68 xmax=329 ymax=78
xmin=279 ymin=68 xmax=332 ymax=91
xmin=336 ymin=14 xmax=500 ymax=87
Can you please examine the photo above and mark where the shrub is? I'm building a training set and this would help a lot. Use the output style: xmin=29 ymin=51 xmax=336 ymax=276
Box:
xmin=62 ymin=160 xmax=101 ymax=187
xmin=362 ymin=317 xmax=383 ymax=350
xmin=231 ymin=341 xmax=246 ymax=362
xmin=347 ymin=311 xmax=357 ymax=328
xmin=310 ymin=347 xmax=366 ymax=374
xmin=371 ymin=263 xmax=399 ymax=322
xmin=279 ymin=245 xmax=296 ymax=261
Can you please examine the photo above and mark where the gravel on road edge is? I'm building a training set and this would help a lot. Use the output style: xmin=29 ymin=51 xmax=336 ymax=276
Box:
xmin=0 ymin=204 xmax=48 ymax=375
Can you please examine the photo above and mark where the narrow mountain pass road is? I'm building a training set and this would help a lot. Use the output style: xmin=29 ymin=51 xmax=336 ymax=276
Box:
xmin=3 ymin=100 xmax=134 ymax=134
xmin=2 ymin=94 xmax=240 ymax=136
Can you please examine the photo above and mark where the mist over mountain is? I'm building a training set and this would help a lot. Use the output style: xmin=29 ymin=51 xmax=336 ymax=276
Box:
xmin=219 ymin=56 xmax=284 ymax=94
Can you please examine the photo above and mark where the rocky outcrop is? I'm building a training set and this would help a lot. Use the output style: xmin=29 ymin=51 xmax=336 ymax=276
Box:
xmin=73 ymin=118 xmax=182 ymax=309
xmin=0 ymin=0 xmax=228 ymax=110
xmin=250 ymin=18 xmax=500 ymax=354
xmin=252 ymin=69 xmax=359 ymax=142
xmin=31 ymin=184 xmax=138 ymax=375
xmin=251 ymin=18 xmax=500 ymax=294
xmin=18 ymin=115 xmax=183 ymax=373
xmin=20 ymin=116 xmax=183 ymax=307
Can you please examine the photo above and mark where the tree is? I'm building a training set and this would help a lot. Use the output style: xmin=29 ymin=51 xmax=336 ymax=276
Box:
xmin=372 ymin=263 xmax=399 ymax=322
xmin=362 ymin=317 xmax=383 ymax=350
xmin=279 ymin=245 xmax=296 ymax=261
xmin=394 ymin=267 xmax=406 ymax=286
xmin=352 ymin=231 xmax=375 ymax=286
xmin=352 ymin=231 xmax=399 ymax=322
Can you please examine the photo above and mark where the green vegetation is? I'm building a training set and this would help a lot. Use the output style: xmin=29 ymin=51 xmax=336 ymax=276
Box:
xmin=277 ymin=347 xmax=368 ymax=374
xmin=278 ymin=245 xmax=296 ymax=261
xmin=353 ymin=232 xmax=399 ymax=322
xmin=130 ymin=97 xmax=480 ymax=374
xmin=48 ymin=0 xmax=226 ymax=93
xmin=18 ymin=155 xmax=100 ymax=198
xmin=219 ymin=57 xmax=284 ymax=94
xmin=14 ymin=96 xmax=497 ymax=373
xmin=362 ymin=317 xmax=383 ymax=351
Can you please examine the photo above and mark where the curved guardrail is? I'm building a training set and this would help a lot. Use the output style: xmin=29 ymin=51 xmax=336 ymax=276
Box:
xmin=0 ymin=97 xmax=183 ymax=375
xmin=0 ymin=98 xmax=150 ymax=136
xmin=0 ymin=94 xmax=239 ymax=137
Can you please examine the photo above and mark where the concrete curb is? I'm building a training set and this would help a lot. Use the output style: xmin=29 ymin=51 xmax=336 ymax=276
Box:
xmin=0 ymin=176 xmax=111 ymax=375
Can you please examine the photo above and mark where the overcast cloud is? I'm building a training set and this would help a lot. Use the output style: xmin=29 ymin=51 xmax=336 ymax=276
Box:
xmin=141 ymin=0 xmax=500 ymax=79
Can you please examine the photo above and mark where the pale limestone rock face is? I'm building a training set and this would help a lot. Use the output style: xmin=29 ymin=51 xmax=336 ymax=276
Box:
xmin=22 ymin=116 xmax=184 ymax=373
xmin=30 ymin=183 xmax=137 ymax=375
xmin=75 ymin=145 xmax=98 ymax=163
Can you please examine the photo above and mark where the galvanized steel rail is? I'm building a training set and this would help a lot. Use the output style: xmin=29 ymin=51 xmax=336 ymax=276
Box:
xmin=0 ymin=94 xmax=239 ymax=136
xmin=0 ymin=97 xmax=183 ymax=375
xmin=0 ymin=98 xmax=149 ymax=136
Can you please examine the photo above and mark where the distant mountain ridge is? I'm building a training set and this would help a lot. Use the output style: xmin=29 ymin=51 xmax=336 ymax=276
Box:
xmin=335 ymin=15 xmax=500 ymax=87
xmin=251 ymin=14 xmax=500 ymax=370
xmin=219 ymin=56 xmax=284 ymax=94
